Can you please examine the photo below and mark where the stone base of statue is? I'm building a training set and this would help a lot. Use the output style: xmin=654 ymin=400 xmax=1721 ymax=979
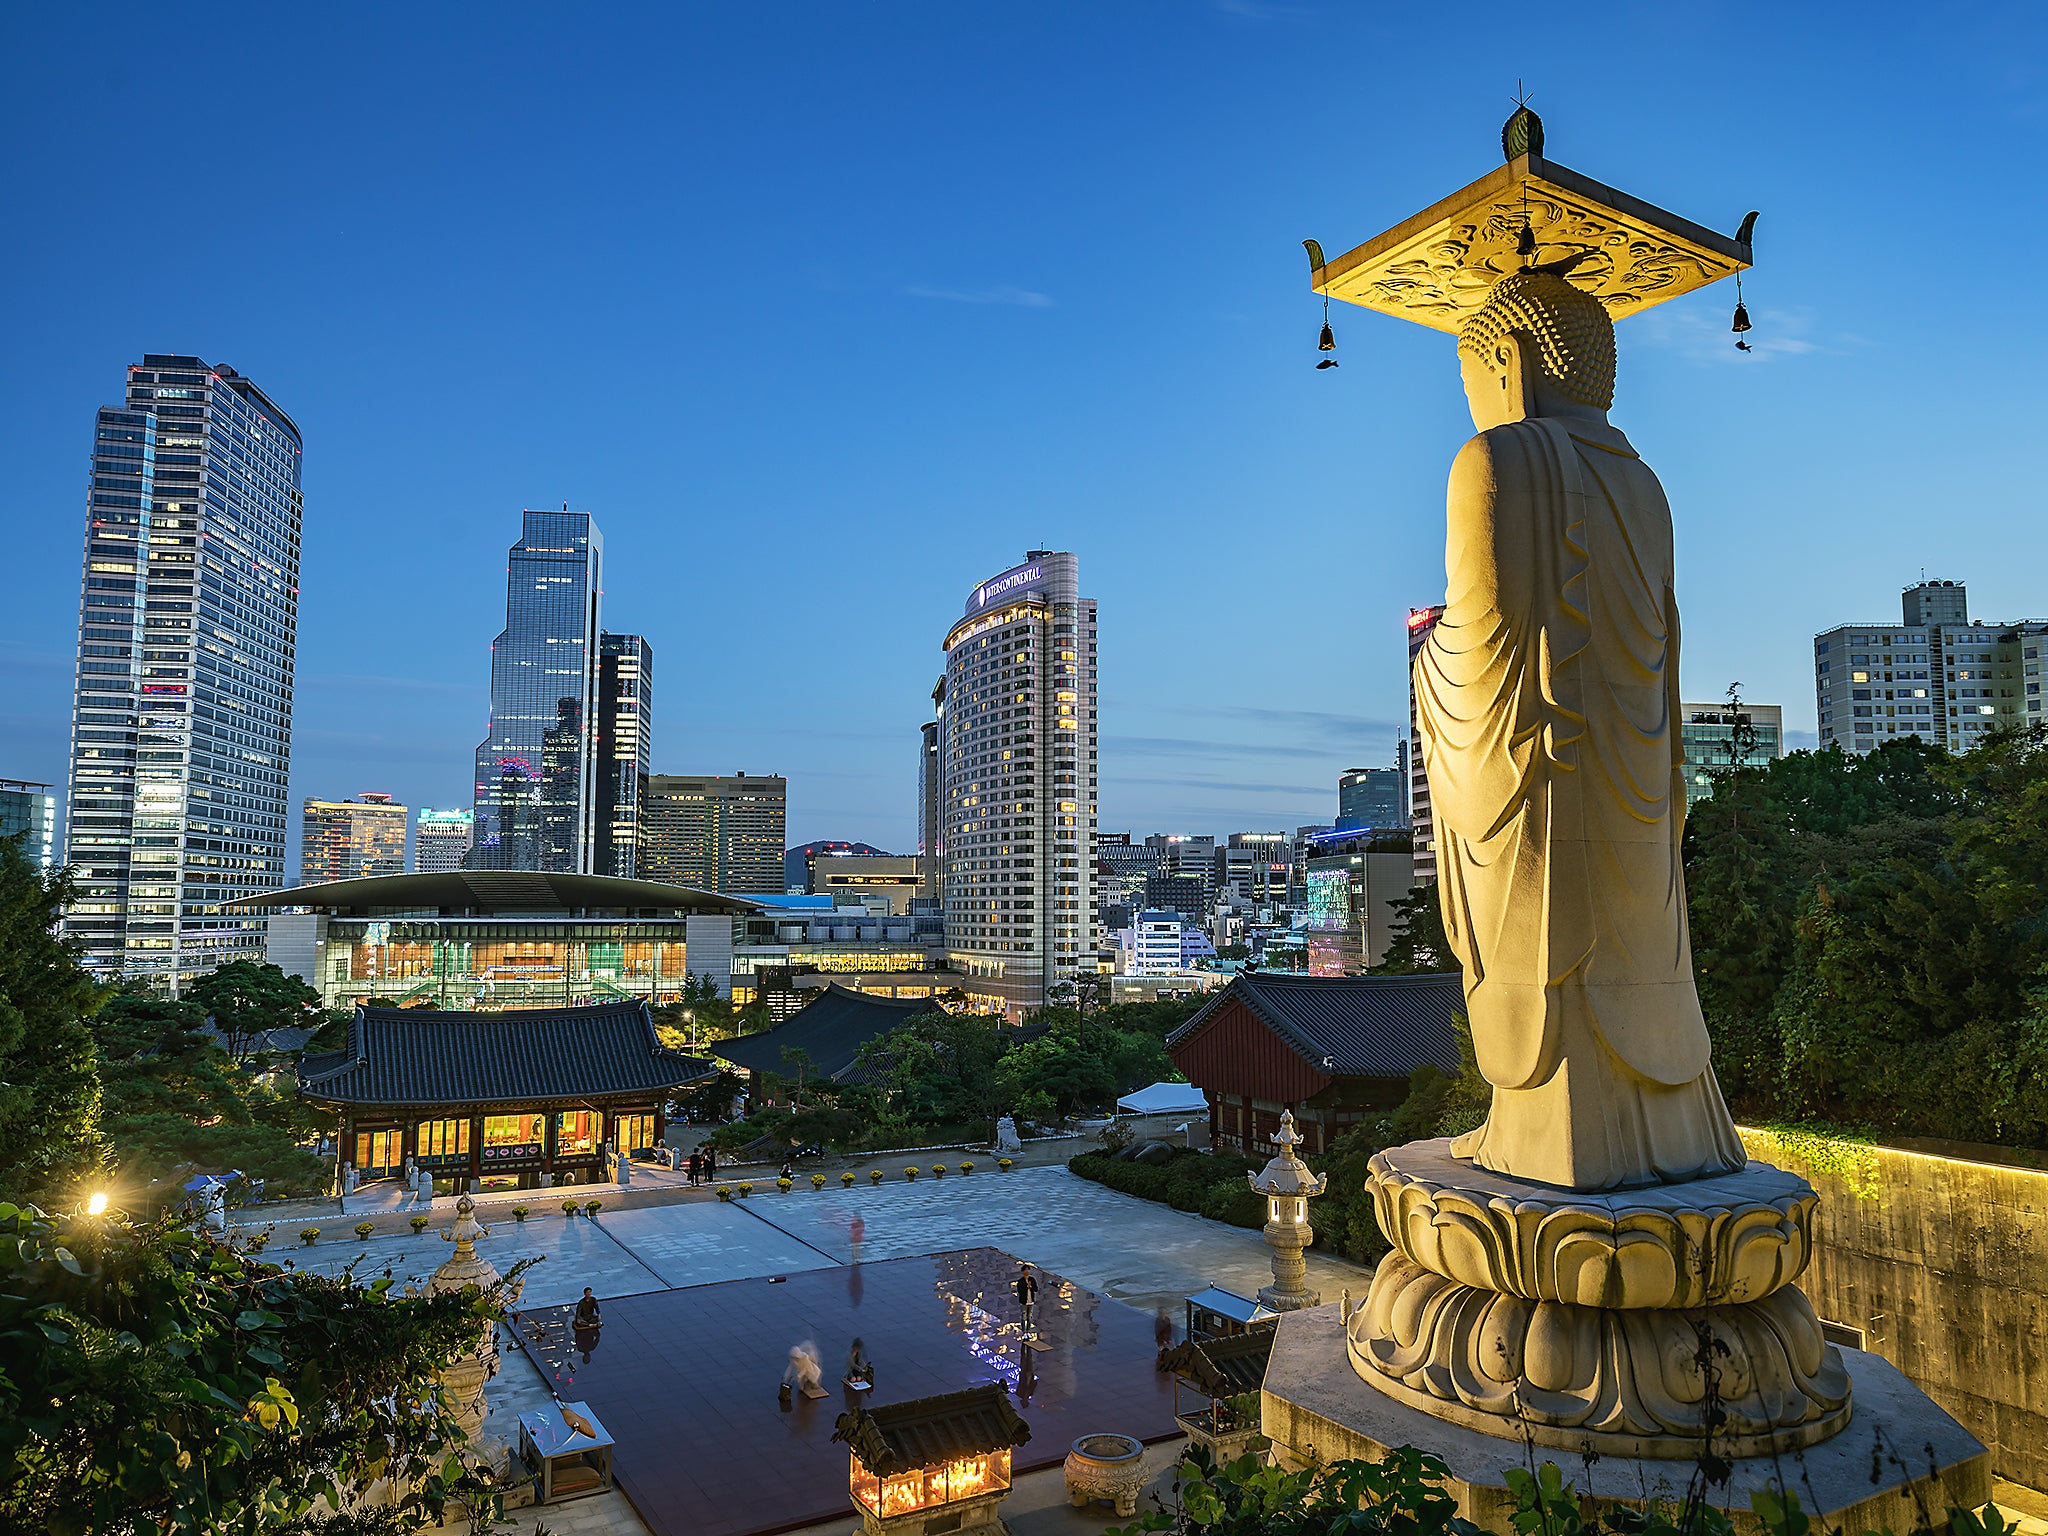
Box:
xmin=1265 ymin=1302 xmax=1988 ymax=1535
xmin=1351 ymin=1140 xmax=1853 ymax=1456
xmin=1258 ymin=1222 xmax=1322 ymax=1313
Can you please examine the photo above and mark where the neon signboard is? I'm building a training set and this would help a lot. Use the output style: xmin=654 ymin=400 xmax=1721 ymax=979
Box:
xmin=967 ymin=561 xmax=1044 ymax=616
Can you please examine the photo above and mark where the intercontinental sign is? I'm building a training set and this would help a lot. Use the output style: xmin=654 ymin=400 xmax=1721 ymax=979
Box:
xmin=967 ymin=561 xmax=1045 ymax=617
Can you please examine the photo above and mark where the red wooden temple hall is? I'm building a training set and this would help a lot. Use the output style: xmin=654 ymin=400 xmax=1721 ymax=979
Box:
xmin=298 ymin=999 xmax=716 ymax=1191
xmin=1165 ymin=972 xmax=1465 ymax=1155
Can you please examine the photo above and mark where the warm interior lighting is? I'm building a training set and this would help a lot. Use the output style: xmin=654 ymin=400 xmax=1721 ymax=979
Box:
xmin=850 ymin=1449 xmax=1010 ymax=1517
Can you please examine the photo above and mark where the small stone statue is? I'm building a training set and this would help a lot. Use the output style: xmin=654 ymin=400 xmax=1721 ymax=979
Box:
xmin=994 ymin=1114 xmax=1022 ymax=1155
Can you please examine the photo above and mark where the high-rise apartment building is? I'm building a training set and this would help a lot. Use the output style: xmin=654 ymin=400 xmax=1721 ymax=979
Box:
xmin=939 ymin=551 xmax=1098 ymax=1018
xmin=61 ymin=354 xmax=303 ymax=992
xmin=468 ymin=510 xmax=603 ymax=872
xmin=1406 ymin=604 xmax=1445 ymax=884
xmin=1678 ymin=702 xmax=1784 ymax=807
xmin=0 ymin=779 xmax=58 ymax=871
xmin=640 ymin=773 xmax=787 ymax=894
xmin=414 ymin=808 xmax=473 ymax=873
xmin=300 ymin=793 xmax=407 ymax=885
xmin=1337 ymin=766 xmax=1405 ymax=831
xmin=595 ymin=633 xmax=653 ymax=878
xmin=1815 ymin=581 xmax=2046 ymax=756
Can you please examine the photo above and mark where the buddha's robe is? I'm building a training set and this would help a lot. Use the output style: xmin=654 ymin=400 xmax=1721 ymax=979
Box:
xmin=1414 ymin=414 xmax=1746 ymax=1191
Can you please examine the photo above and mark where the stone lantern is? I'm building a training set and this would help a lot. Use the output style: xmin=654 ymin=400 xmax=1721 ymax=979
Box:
xmin=1247 ymin=1110 xmax=1326 ymax=1311
xmin=428 ymin=1193 xmax=521 ymax=1447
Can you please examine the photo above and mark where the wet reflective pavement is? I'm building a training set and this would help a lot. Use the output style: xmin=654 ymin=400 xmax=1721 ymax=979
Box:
xmin=510 ymin=1247 xmax=1179 ymax=1536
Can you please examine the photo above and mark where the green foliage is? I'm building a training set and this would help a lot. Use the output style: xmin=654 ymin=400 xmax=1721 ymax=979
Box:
xmin=0 ymin=842 xmax=107 ymax=1205
xmin=1371 ymin=882 xmax=1458 ymax=975
xmin=1068 ymin=1149 xmax=1267 ymax=1231
xmin=653 ymin=975 xmax=772 ymax=1049
xmin=185 ymin=960 xmax=321 ymax=1066
xmin=0 ymin=1200 xmax=523 ymax=1534
xmin=1108 ymin=1444 xmax=1481 ymax=1536
xmin=1685 ymin=729 xmax=2048 ymax=1146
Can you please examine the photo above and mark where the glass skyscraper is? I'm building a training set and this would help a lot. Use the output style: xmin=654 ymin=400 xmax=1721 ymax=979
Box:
xmin=61 ymin=354 xmax=303 ymax=993
xmin=468 ymin=511 xmax=604 ymax=872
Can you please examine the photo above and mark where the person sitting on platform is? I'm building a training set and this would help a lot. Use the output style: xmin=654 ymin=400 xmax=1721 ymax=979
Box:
xmin=574 ymin=1287 xmax=602 ymax=1329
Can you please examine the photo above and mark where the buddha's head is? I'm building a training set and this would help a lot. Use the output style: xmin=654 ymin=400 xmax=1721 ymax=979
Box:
xmin=1457 ymin=270 xmax=1616 ymax=431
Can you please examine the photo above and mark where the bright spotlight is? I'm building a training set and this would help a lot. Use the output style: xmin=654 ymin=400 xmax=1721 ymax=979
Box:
xmin=86 ymin=1192 xmax=108 ymax=1216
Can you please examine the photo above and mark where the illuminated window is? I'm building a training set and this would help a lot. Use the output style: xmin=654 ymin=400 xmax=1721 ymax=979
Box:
xmin=482 ymin=1112 xmax=544 ymax=1149
xmin=416 ymin=1118 xmax=470 ymax=1160
xmin=555 ymin=1109 xmax=602 ymax=1157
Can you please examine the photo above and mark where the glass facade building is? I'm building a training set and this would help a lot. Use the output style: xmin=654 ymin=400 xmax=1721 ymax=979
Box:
xmin=60 ymin=355 xmax=303 ymax=993
xmin=468 ymin=511 xmax=603 ymax=872
xmin=595 ymin=633 xmax=652 ymax=878
xmin=300 ymin=793 xmax=408 ymax=885
xmin=1336 ymin=766 xmax=1405 ymax=831
xmin=1678 ymin=703 xmax=1784 ymax=808
xmin=939 ymin=551 xmax=1098 ymax=1018
xmin=0 ymin=779 xmax=58 ymax=871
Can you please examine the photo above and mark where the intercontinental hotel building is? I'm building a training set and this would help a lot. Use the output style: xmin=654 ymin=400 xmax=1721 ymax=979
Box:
xmin=937 ymin=552 xmax=1098 ymax=1018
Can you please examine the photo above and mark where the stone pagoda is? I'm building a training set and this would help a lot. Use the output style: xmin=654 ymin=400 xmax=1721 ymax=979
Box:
xmin=1249 ymin=1109 xmax=1327 ymax=1312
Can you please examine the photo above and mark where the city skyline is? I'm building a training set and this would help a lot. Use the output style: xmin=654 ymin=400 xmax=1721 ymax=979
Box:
xmin=5 ymin=10 xmax=2045 ymax=860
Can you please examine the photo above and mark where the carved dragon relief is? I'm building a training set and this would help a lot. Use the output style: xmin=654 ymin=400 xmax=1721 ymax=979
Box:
xmin=1351 ymin=192 xmax=1734 ymax=327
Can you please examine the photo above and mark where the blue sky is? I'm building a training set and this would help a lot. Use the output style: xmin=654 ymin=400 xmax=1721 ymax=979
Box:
xmin=4 ymin=3 xmax=2045 ymax=856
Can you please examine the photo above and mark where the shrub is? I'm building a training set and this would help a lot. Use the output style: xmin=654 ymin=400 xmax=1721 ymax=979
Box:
xmin=584 ymin=1200 xmax=602 ymax=1217
xmin=737 ymin=1182 xmax=753 ymax=1198
xmin=245 ymin=1230 xmax=271 ymax=1253
xmin=959 ymin=1162 xmax=973 ymax=1175
xmin=904 ymin=1167 xmax=919 ymax=1181
xmin=716 ymin=1185 xmax=733 ymax=1201
xmin=354 ymin=1221 xmax=375 ymax=1240
xmin=998 ymin=1157 xmax=1014 ymax=1172
xmin=299 ymin=1227 xmax=320 ymax=1246
xmin=777 ymin=1177 xmax=794 ymax=1192
xmin=563 ymin=1200 xmax=579 ymax=1216
xmin=812 ymin=1173 xmax=828 ymax=1190
xmin=841 ymin=1172 xmax=856 ymax=1187
xmin=512 ymin=1205 xmax=530 ymax=1222
xmin=869 ymin=1169 xmax=884 ymax=1184
xmin=409 ymin=1215 xmax=430 ymax=1234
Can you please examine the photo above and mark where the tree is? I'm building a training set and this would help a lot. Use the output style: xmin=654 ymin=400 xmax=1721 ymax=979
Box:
xmin=0 ymin=840 xmax=106 ymax=1206
xmin=1371 ymin=882 xmax=1457 ymax=975
xmin=0 ymin=1199 xmax=523 ymax=1534
xmin=185 ymin=960 xmax=320 ymax=1066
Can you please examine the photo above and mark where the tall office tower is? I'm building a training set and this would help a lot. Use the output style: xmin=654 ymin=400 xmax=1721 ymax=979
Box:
xmin=1144 ymin=834 xmax=1218 ymax=910
xmin=1678 ymin=702 xmax=1785 ymax=807
xmin=640 ymin=773 xmax=787 ymax=893
xmin=1815 ymin=580 xmax=2047 ymax=756
xmin=1405 ymin=604 xmax=1445 ymax=885
xmin=1336 ymin=766 xmax=1405 ymax=831
xmin=61 ymin=355 xmax=303 ymax=993
xmin=300 ymin=793 xmax=407 ymax=885
xmin=414 ymin=808 xmax=473 ymax=873
xmin=0 ymin=779 xmax=58 ymax=871
xmin=1217 ymin=833 xmax=1291 ymax=905
xmin=940 ymin=551 xmax=1098 ymax=1019
xmin=595 ymin=633 xmax=653 ymax=878
xmin=1096 ymin=833 xmax=1161 ymax=909
xmin=468 ymin=510 xmax=603 ymax=872
xmin=918 ymin=700 xmax=943 ymax=897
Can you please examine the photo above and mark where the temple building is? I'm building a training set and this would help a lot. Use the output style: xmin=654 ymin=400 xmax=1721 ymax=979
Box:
xmin=1165 ymin=971 xmax=1464 ymax=1154
xmin=298 ymin=999 xmax=714 ymax=1187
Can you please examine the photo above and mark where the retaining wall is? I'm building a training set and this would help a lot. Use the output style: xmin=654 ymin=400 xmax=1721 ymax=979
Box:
xmin=1740 ymin=1127 xmax=2048 ymax=1493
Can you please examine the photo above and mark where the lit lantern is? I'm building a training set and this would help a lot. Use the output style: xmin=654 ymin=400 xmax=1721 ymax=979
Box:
xmin=834 ymin=1383 xmax=1030 ymax=1536
xmin=1247 ymin=1109 xmax=1328 ymax=1311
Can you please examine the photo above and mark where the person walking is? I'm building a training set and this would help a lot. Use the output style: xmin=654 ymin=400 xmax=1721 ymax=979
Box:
xmin=686 ymin=1150 xmax=701 ymax=1186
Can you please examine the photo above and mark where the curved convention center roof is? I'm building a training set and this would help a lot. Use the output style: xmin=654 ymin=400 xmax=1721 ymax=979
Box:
xmin=231 ymin=870 xmax=764 ymax=917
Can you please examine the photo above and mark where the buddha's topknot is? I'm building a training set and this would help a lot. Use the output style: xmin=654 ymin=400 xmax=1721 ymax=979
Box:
xmin=1457 ymin=270 xmax=1615 ymax=410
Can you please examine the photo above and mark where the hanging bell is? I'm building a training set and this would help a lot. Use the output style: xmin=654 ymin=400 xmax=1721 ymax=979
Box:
xmin=1317 ymin=321 xmax=1336 ymax=352
xmin=1515 ymin=222 xmax=1537 ymax=259
xmin=1731 ymin=302 xmax=1752 ymax=334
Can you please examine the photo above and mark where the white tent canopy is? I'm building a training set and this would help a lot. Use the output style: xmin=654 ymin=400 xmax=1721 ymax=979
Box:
xmin=1116 ymin=1081 xmax=1208 ymax=1116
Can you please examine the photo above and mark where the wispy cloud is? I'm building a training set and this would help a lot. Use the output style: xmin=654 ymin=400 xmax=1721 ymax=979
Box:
xmin=1626 ymin=303 xmax=1831 ymax=365
xmin=902 ymin=284 xmax=1055 ymax=309
xmin=1106 ymin=734 xmax=1357 ymax=763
